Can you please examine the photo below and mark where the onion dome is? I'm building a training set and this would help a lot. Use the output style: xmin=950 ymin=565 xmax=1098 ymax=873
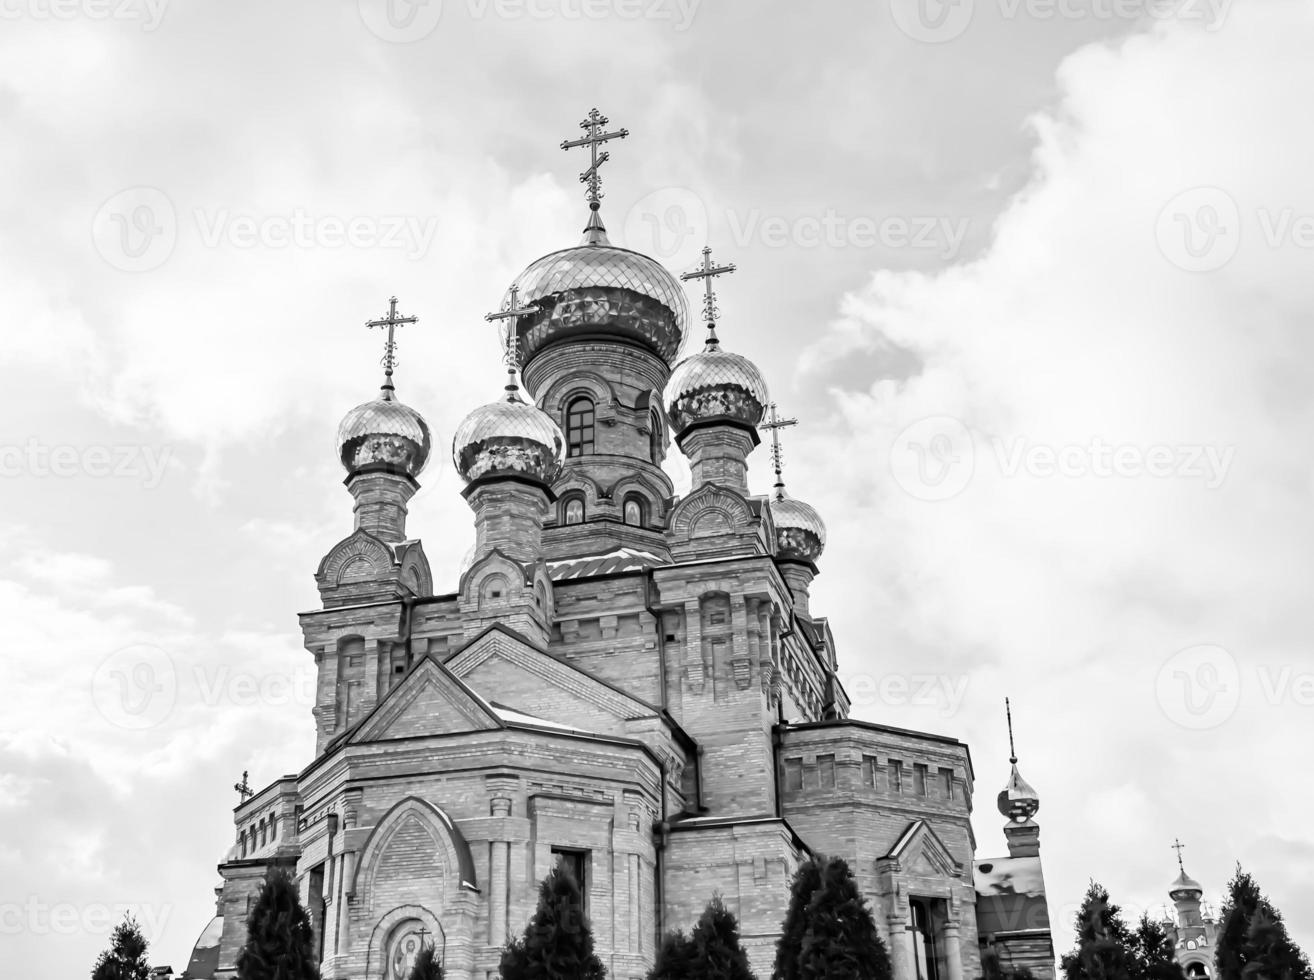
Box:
xmin=508 ymin=238 xmax=690 ymax=368
xmin=1170 ymin=869 xmax=1204 ymax=899
xmin=452 ymin=372 xmax=564 ymax=487
xmin=997 ymin=762 xmax=1041 ymax=823
xmin=771 ymin=490 xmax=827 ymax=562
xmin=666 ymin=342 xmax=769 ymax=435
xmin=337 ymin=388 xmax=432 ymax=479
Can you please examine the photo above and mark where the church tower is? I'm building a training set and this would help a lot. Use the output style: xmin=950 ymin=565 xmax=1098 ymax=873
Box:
xmin=1163 ymin=842 xmax=1217 ymax=980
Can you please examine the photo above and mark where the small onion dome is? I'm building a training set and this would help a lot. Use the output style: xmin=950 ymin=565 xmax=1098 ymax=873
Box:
xmin=665 ymin=345 xmax=769 ymax=435
xmin=771 ymin=490 xmax=827 ymax=563
xmin=508 ymin=239 xmax=691 ymax=367
xmin=452 ymin=386 xmax=564 ymax=487
xmin=997 ymin=763 xmax=1041 ymax=823
xmin=1170 ymin=869 xmax=1204 ymax=900
xmin=337 ymin=390 xmax=432 ymax=479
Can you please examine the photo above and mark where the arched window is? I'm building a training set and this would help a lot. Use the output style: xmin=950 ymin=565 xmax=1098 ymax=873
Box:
xmin=649 ymin=410 xmax=663 ymax=463
xmin=566 ymin=396 xmax=595 ymax=457
xmin=623 ymin=494 xmax=646 ymax=527
xmin=563 ymin=494 xmax=585 ymax=525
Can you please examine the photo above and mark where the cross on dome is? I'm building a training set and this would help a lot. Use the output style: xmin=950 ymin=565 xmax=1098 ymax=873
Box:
xmin=760 ymin=402 xmax=798 ymax=499
xmin=365 ymin=295 xmax=419 ymax=398
xmin=680 ymin=245 xmax=737 ymax=347
xmin=561 ymin=108 xmax=628 ymax=243
xmin=485 ymin=284 xmax=537 ymax=398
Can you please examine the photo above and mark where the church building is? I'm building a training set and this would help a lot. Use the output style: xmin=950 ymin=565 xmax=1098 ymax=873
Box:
xmin=183 ymin=110 xmax=1055 ymax=980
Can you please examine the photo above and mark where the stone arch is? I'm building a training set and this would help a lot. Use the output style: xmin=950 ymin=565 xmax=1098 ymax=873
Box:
xmin=537 ymin=371 xmax=616 ymax=415
xmin=609 ymin=472 xmax=669 ymax=520
xmin=317 ymin=530 xmax=395 ymax=588
xmin=669 ymin=485 xmax=754 ymax=539
xmin=364 ymin=904 xmax=447 ymax=980
xmin=351 ymin=797 xmax=479 ymax=904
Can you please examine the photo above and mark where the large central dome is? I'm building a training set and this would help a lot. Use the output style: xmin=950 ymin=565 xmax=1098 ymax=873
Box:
xmin=507 ymin=236 xmax=691 ymax=368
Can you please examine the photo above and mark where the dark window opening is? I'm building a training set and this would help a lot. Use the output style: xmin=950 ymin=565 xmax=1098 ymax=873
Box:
xmin=817 ymin=754 xmax=836 ymax=790
xmin=552 ymin=848 xmax=590 ymax=916
xmin=784 ymin=757 xmax=803 ymax=792
xmin=566 ymin=397 xmax=595 ymax=457
xmin=914 ymin=763 xmax=928 ymax=796
xmin=563 ymin=496 xmax=585 ymax=525
xmin=911 ymin=898 xmax=945 ymax=980
xmin=938 ymin=767 xmax=954 ymax=799
xmin=623 ymin=495 xmax=646 ymax=527
xmin=888 ymin=759 xmax=903 ymax=793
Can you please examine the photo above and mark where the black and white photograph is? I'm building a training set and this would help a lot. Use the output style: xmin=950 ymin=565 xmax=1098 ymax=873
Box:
xmin=2 ymin=1 xmax=1310 ymax=978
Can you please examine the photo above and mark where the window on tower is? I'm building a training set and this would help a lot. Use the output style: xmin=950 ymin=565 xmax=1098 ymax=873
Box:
xmin=888 ymin=759 xmax=904 ymax=793
xmin=649 ymin=409 xmax=663 ymax=462
xmin=552 ymin=848 xmax=590 ymax=915
xmin=566 ymin=396 xmax=595 ymax=457
xmin=913 ymin=763 xmax=928 ymax=796
xmin=623 ymin=494 xmax=646 ymax=527
xmin=562 ymin=494 xmax=585 ymax=525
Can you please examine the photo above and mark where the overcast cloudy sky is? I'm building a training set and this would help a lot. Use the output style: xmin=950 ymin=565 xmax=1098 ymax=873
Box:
xmin=3 ymin=0 xmax=1313 ymax=975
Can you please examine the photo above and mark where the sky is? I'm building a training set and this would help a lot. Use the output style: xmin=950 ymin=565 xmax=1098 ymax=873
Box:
xmin=2 ymin=0 xmax=1313 ymax=974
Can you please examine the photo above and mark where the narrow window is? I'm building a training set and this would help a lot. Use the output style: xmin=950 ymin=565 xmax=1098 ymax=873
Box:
xmin=818 ymin=754 xmax=836 ymax=790
xmin=784 ymin=757 xmax=804 ymax=792
xmin=914 ymin=763 xmax=928 ymax=796
xmin=565 ymin=396 xmax=595 ymax=457
xmin=552 ymin=848 xmax=590 ymax=915
xmin=862 ymin=754 xmax=878 ymax=788
xmin=938 ymin=767 xmax=954 ymax=800
xmin=623 ymin=495 xmax=645 ymax=527
xmin=563 ymin=496 xmax=585 ymax=525
xmin=888 ymin=759 xmax=903 ymax=793
xmin=649 ymin=410 xmax=662 ymax=462
xmin=911 ymin=898 xmax=943 ymax=980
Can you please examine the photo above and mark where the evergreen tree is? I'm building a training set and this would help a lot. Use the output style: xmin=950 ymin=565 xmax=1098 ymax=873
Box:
xmin=90 ymin=913 xmax=152 ymax=980
xmin=407 ymin=943 xmax=445 ymax=980
xmin=499 ymin=864 xmax=607 ymax=980
xmin=235 ymin=866 xmax=320 ymax=980
xmin=648 ymin=930 xmax=697 ymax=980
xmin=773 ymin=856 xmax=824 ymax=980
xmin=1132 ymin=914 xmax=1184 ymax=980
xmin=1217 ymin=867 xmax=1311 ymax=980
xmin=792 ymin=856 xmax=892 ymax=980
xmin=1059 ymin=882 xmax=1138 ymax=980
xmin=689 ymin=896 xmax=757 ymax=980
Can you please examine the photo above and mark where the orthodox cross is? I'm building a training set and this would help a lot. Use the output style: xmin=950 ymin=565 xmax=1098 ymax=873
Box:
xmin=365 ymin=296 xmax=419 ymax=393
xmin=561 ymin=108 xmax=628 ymax=210
xmin=1005 ymin=697 xmax=1018 ymax=764
xmin=1172 ymin=838 xmax=1186 ymax=872
xmin=484 ymin=284 xmax=536 ymax=388
xmin=234 ymin=770 xmax=253 ymax=803
xmin=680 ymin=245 xmax=737 ymax=344
xmin=759 ymin=402 xmax=798 ymax=498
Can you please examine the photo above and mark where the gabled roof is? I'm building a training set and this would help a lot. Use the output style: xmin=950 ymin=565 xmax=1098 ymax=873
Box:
xmin=884 ymin=818 xmax=965 ymax=878
xmin=349 ymin=656 xmax=504 ymax=744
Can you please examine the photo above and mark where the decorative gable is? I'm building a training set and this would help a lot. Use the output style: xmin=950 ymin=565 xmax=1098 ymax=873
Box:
xmin=667 ymin=484 xmax=766 ymax=560
xmin=884 ymin=819 xmax=965 ymax=879
xmin=351 ymin=657 xmax=503 ymax=743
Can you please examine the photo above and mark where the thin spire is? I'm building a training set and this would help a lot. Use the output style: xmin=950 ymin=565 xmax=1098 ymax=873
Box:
xmin=560 ymin=108 xmax=628 ymax=246
xmin=679 ymin=245 xmax=737 ymax=349
xmin=1006 ymin=696 xmax=1018 ymax=764
xmin=1172 ymin=838 xmax=1186 ymax=874
xmin=759 ymin=402 xmax=799 ymax=500
xmin=365 ymin=296 xmax=419 ymax=400
xmin=485 ymin=284 xmax=537 ymax=402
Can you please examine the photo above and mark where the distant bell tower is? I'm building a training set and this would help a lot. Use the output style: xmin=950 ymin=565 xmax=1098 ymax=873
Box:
xmin=997 ymin=698 xmax=1042 ymax=857
xmin=499 ymin=109 xmax=688 ymax=558
xmin=1164 ymin=841 xmax=1216 ymax=979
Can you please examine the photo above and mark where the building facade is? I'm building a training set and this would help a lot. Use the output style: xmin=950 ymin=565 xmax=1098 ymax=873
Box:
xmin=184 ymin=114 xmax=1054 ymax=980
xmin=1162 ymin=855 xmax=1217 ymax=980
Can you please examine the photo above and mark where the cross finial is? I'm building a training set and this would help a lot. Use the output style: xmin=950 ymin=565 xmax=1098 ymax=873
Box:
xmin=365 ymin=296 xmax=419 ymax=398
xmin=759 ymin=402 xmax=798 ymax=499
xmin=1005 ymin=697 xmax=1019 ymax=765
xmin=1172 ymin=838 xmax=1186 ymax=873
xmin=561 ymin=108 xmax=628 ymax=243
xmin=484 ymin=284 xmax=536 ymax=398
xmin=234 ymin=770 xmax=253 ymax=803
xmin=680 ymin=246 xmax=737 ymax=347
